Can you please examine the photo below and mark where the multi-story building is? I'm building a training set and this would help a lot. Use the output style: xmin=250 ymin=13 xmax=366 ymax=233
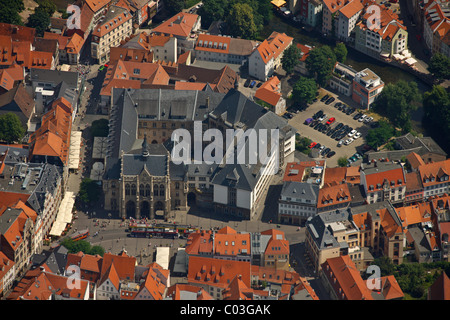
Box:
xmin=418 ymin=159 xmax=450 ymax=198
xmin=335 ymin=0 xmax=364 ymax=42
xmin=278 ymin=181 xmax=319 ymax=225
xmin=329 ymin=62 xmax=357 ymax=96
xmin=360 ymin=161 xmax=406 ymax=205
xmin=306 ymin=0 xmax=323 ymax=28
xmin=194 ymin=34 xmax=259 ymax=66
xmin=355 ymin=4 xmax=408 ymax=59
xmin=317 ymin=183 xmax=352 ymax=213
xmin=351 ymin=68 xmax=384 ymax=109
xmin=254 ymin=76 xmax=286 ymax=115
xmin=91 ymin=5 xmax=133 ymax=64
xmin=151 ymin=12 xmax=201 ymax=54
xmin=423 ymin=0 xmax=450 ymax=58
xmin=248 ymin=31 xmax=293 ymax=81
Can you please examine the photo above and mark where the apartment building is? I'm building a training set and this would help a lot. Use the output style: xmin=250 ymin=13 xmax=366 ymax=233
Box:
xmin=360 ymin=161 xmax=406 ymax=204
xmin=254 ymin=76 xmax=286 ymax=115
xmin=423 ymin=0 xmax=450 ymax=58
xmin=352 ymin=68 xmax=385 ymax=109
xmin=278 ymin=181 xmax=319 ymax=226
xmin=194 ymin=34 xmax=258 ymax=65
xmin=306 ymin=0 xmax=323 ymax=28
xmin=329 ymin=62 xmax=357 ymax=96
xmin=248 ymin=32 xmax=293 ymax=81
xmin=91 ymin=5 xmax=133 ymax=64
xmin=335 ymin=0 xmax=364 ymax=42
xmin=418 ymin=159 xmax=450 ymax=198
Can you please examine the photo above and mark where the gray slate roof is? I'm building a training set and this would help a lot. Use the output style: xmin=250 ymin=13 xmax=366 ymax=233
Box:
xmin=122 ymin=153 xmax=168 ymax=176
xmin=280 ymin=181 xmax=319 ymax=203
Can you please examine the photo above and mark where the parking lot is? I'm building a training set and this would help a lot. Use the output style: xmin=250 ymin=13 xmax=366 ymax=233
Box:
xmin=287 ymin=91 xmax=375 ymax=167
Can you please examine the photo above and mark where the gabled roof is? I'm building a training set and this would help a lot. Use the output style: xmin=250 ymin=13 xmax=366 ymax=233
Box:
xmin=100 ymin=252 xmax=136 ymax=282
xmin=317 ymin=183 xmax=351 ymax=209
xmin=152 ymin=12 xmax=199 ymax=38
xmin=0 ymin=83 xmax=34 ymax=121
xmin=92 ymin=5 xmax=132 ymax=38
xmin=254 ymin=76 xmax=282 ymax=107
xmin=166 ymin=284 xmax=214 ymax=300
xmin=85 ymin=0 xmax=110 ymax=13
xmin=339 ymin=0 xmax=364 ymax=18
xmin=428 ymin=271 xmax=450 ymax=300
xmin=322 ymin=255 xmax=374 ymax=300
xmin=255 ymin=32 xmax=293 ymax=64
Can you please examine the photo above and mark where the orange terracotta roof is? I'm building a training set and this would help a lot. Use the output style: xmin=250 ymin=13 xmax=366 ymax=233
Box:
xmin=254 ymin=76 xmax=282 ymax=107
xmin=66 ymin=33 xmax=85 ymax=55
xmin=352 ymin=211 xmax=371 ymax=231
xmin=0 ymin=23 xmax=36 ymax=42
xmin=428 ymin=271 xmax=450 ymax=300
xmin=322 ymin=255 xmax=374 ymax=300
xmin=339 ymin=0 xmax=364 ymax=18
xmin=0 ymin=251 xmax=14 ymax=285
xmin=364 ymin=166 xmax=405 ymax=192
xmin=418 ymin=159 xmax=450 ymax=188
xmin=174 ymin=81 xmax=207 ymax=91
xmin=323 ymin=167 xmax=347 ymax=186
xmin=371 ymin=275 xmax=404 ymax=300
xmin=406 ymin=152 xmax=425 ymax=169
xmin=140 ymin=264 xmax=167 ymax=300
xmin=379 ymin=207 xmax=403 ymax=238
xmin=92 ymin=6 xmax=132 ymax=38
xmin=29 ymin=51 xmax=54 ymax=69
xmin=195 ymin=34 xmax=231 ymax=54
xmin=152 ymin=12 xmax=199 ymax=38
xmin=100 ymin=252 xmax=136 ymax=282
xmin=85 ymin=0 xmax=110 ymax=12
xmin=397 ymin=202 xmax=432 ymax=228
xmin=317 ymin=184 xmax=351 ymax=208
xmin=188 ymin=256 xmax=252 ymax=289
xmin=345 ymin=166 xmax=360 ymax=184
xmin=261 ymin=229 xmax=289 ymax=255
xmin=214 ymin=233 xmax=251 ymax=256
xmin=296 ymin=43 xmax=313 ymax=62
xmin=256 ymin=32 xmax=293 ymax=64
xmin=185 ymin=230 xmax=214 ymax=255
xmin=166 ymin=284 xmax=214 ymax=300
xmin=405 ymin=171 xmax=423 ymax=192
xmin=283 ymin=161 xmax=326 ymax=182
xmin=0 ymin=192 xmax=30 ymax=209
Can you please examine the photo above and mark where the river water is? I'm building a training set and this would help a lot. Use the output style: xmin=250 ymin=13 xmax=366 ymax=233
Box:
xmin=263 ymin=14 xmax=432 ymax=132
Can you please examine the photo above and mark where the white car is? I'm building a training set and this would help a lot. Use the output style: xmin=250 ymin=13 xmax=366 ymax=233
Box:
xmin=345 ymin=138 xmax=354 ymax=145
xmin=338 ymin=140 xmax=343 ymax=147
xmin=358 ymin=115 xmax=367 ymax=122
xmin=364 ymin=116 xmax=373 ymax=123
xmin=353 ymin=132 xmax=361 ymax=139
xmin=318 ymin=115 xmax=326 ymax=121
xmin=319 ymin=145 xmax=325 ymax=151
xmin=348 ymin=129 xmax=357 ymax=137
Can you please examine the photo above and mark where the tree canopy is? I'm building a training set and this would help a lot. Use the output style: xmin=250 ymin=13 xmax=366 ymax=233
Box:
xmin=78 ymin=178 xmax=101 ymax=204
xmin=0 ymin=0 xmax=24 ymax=25
xmin=371 ymin=80 xmax=421 ymax=133
xmin=281 ymin=44 xmax=301 ymax=74
xmin=26 ymin=6 xmax=50 ymax=37
xmin=292 ymin=76 xmax=317 ymax=106
xmin=60 ymin=238 xmax=105 ymax=256
xmin=427 ymin=52 xmax=450 ymax=81
xmin=90 ymin=118 xmax=109 ymax=137
xmin=225 ymin=2 xmax=258 ymax=40
xmin=423 ymin=85 xmax=450 ymax=153
xmin=334 ymin=43 xmax=347 ymax=63
xmin=0 ymin=112 xmax=26 ymax=143
xmin=365 ymin=120 xmax=394 ymax=150
xmin=305 ymin=45 xmax=337 ymax=87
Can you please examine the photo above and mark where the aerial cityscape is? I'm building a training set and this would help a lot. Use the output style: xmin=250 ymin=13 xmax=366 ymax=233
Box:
xmin=0 ymin=0 xmax=450 ymax=305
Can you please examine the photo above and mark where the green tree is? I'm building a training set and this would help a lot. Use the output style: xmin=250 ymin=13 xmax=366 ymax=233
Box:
xmin=423 ymin=85 xmax=450 ymax=152
xmin=306 ymin=45 xmax=337 ymax=87
xmin=295 ymin=136 xmax=312 ymax=154
xmin=334 ymin=43 xmax=347 ymax=63
xmin=372 ymin=80 xmax=421 ymax=133
xmin=61 ymin=238 xmax=105 ymax=256
xmin=197 ymin=0 xmax=228 ymax=29
xmin=281 ymin=44 xmax=301 ymax=74
xmin=292 ymin=76 xmax=317 ymax=106
xmin=26 ymin=7 xmax=50 ymax=37
xmin=0 ymin=112 xmax=26 ymax=143
xmin=337 ymin=156 xmax=348 ymax=167
xmin=365 ymin=120 xmax=394 ymax=150
xmin=427 ymin=52 xmax=450 ymax=81
xmin=90 ymin=118 xmax=109 ymax=137
xmin=36 ymin=0 xmax=56 ymax=17
xmin=78 ymin=178 xmax=101 ymax=204
xmin=164 ymin=0 xmax=185 ymax=16
xmin=225 ymin=3 xmax=258 ymax=40
xmin=0 ymin=0 xmax=24 ymax=25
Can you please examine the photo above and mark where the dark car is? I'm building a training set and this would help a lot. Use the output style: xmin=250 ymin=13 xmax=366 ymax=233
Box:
xmin=256 ymin=82 xmax=263 ymax=88
xmin=325 ymin=97 xmax=335 ymax=105
xmin=334 ymin=102 xmax=342 ymax=108
xmin=244 ymin=79 xmax=251 ymax=87
xmin=314 ymin=143 xmax=321 ymax=149
xmin=310 ymin=120 xmax=317 ymax=127
xmin=321 ymin=94 xmax=329 ymax=102
xmin=335 ymin=123 xmax=343 ymax=130
xmin=346 ymin=107 xmax=355 ymax=115
xmin=327 ymin=151 xmax=336 ymax=158
xmin=322 ymin=148 xmax=331 ymax=156
xmin=353 ymin=112 xmax=362 ymax=120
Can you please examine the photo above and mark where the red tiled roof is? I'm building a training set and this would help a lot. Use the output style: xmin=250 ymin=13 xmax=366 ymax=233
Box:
xmin=92 ymin=7 xmax=132 ymax=38
xmin=188 ymin=256 xmax=252 ymax=289
xmin=100 ymin=252 xmax=136 ymax=282
xmin=322 ymin=255 xmax=374 ymax=300
xmin=195 ymin=34 xmax=231 ymax=54
xmin=317 ymin=184 xmax=351 ymax=208
xmin=283 ymin=161 xmax=326 ymax=182
xmin=85 ymin=0 xmax=110 ymax=12
xmin=166 ymin=284 xmax=214 ymax=300
xmin=256 ymin=32 xmax=293 ymax=64
xmin=364 ymin=166 xmax=405 ymax=192
xmin=254 ymin=76 xmax=282 ymax=107
xmin=428 ymin=269 xmax=450 ymax=300
xmin=152 ymin=12 xmax=199 ymax=38
xmin=418 ymin=159 xmax=450 ymax=188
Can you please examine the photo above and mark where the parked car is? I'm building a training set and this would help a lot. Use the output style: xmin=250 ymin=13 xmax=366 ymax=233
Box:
xmin=353 ymin=112 xmax=363 ymax=120
xmin=358 ymin=114 xmax=367 ymax=122
xmin=304 ymin=118 xmax=313 ymax=125
xmin=326 ymin=117 xmax=336 ymax=125
xmin=364 ymin=116 xmax=373 ymax=123
xmin=327 ymin=151 xmax=336 ymax=158
xmin=334 ymin=102 xmax=342 ymax=108
xmin=314 ymin=143 xmax=321 ymax=149
xmin=353 ymin=132 xmax=361 ymax=139
xmin=322 ymin=148 xmax=331 ymax=156
xmin=321 ymin=94 xmax=329 ymax=102
xmin=249 ymin=80 xmax=256 ymax=88
xmin=318 ymin=114 xmax=327 ymax=121
xmin=325 ymin=97 xmax=335 ymax=105
xmin=337 ymin=140 xmax=343 ymax=147
xmin=345 ymin=138 xmax=354 ymax=145
xmin=244 ymin=79 xmax=251 ymax=87
xmin=309 ymin=142 xmax=317 ymax=149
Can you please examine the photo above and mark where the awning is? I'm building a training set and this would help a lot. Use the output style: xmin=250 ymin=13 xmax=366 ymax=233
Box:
xmin=271 ymin=0 xmax=286 ymax=7
xmin=68 ymin=131 xmax=82 ymax=169
xmin=49 ymin=192 xmax=75 ymax=236
xmin=405 ymin=57 xmax=417 ymax=65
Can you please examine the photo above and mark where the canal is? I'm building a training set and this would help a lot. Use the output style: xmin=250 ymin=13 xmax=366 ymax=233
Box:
xmin=262 ymin=14 xmax=432 ymax=132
